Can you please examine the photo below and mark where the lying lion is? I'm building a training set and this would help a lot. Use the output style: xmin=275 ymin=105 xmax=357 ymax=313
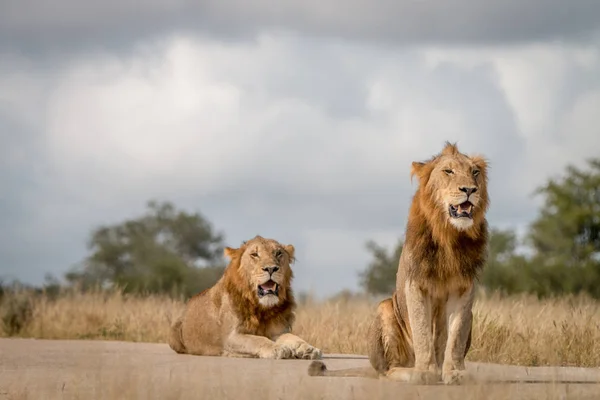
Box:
xmin=169 ymin=235 xmax=322 ymax=360
xmin=309 ymin=142 xmax=489 ymax=384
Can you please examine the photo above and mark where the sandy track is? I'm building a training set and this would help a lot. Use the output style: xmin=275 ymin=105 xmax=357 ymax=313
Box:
xmin=1 ymin=339 xmax=599 ymax=400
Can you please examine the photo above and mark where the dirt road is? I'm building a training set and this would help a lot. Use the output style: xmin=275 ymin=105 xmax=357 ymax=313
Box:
xmin=1 ymin=338 xmax=600 ymax=400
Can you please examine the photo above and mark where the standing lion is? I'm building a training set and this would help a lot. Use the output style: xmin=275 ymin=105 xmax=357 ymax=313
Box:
xmin=309 ymin=142 xmax=489 ymax=384
xmin=169 ymin=235 xmax=322 ymax=360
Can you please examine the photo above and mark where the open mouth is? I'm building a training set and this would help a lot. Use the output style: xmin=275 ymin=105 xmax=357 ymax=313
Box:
xmin=449 ymin=201 xmax=474 ymax=219
xmin=257 ymin=280 xmax=279 ymax=297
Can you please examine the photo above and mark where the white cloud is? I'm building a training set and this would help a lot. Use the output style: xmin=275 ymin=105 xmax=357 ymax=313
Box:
xmin=40 ymin=35 xmax=425 ymax=204
xmin=422 ymin=44 xmax=572 ymax=140
xmin=46 ymin=40 xmax=241 ymax=185
xmin=555 ymin=90 xmax=600 ymax=166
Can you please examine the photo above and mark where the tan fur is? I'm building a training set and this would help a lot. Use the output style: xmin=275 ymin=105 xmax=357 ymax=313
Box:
xmin=309 ymin=142 xmax=489 ymax=384
xmin=169 ymin=235 xmax=322 ymax=360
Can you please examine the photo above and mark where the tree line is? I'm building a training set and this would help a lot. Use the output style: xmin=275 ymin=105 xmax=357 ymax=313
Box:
xmin=2 ymin=158 xmax=599 ymax=300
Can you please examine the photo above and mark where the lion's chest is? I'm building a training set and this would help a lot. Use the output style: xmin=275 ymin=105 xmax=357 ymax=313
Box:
xmin=402 ymin=244 xmax=485 ymax=297
xmin=237 ymin=317 xmax=287 ymax=339
xmin=238 ymin=317 xmax=267 ymax=335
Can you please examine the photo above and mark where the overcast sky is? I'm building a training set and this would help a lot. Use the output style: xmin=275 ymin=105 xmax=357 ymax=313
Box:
xmin=1 ymin=0 xmax=599 ymax=295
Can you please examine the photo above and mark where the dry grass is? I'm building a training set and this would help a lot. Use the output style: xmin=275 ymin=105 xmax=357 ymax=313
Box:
xmin=1 ymin=289 xmax=599 ymax=367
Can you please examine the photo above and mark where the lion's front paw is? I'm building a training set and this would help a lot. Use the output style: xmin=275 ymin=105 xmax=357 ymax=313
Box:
xmin=260 ymin=345 xmax=294 ymax=359
xmin=442 ymin=369 xmax=472 ymax=385
xmin=294 ymin=343 xmax=322 ymax=360
xmin=274 ymin=345 xmax=294 ymax=359
xmin=411 ymin=370 xmax=440 ymax=385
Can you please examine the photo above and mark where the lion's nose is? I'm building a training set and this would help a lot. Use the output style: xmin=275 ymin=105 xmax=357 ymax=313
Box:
xmin=459 ymin=186 xmax=477 ymax=196
xmin=262 ymin=266 xmax=279 ymax=275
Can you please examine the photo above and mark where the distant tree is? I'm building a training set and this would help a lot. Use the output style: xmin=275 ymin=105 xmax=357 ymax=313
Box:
xmin=358 ymin=239 xmax=403 ymax=295
xmin=66 ymin=200 xmax=226 ymax=298
xmin=479 ymin=228 xmax=530 ymax=294
xmin=481 ymin=158 xmax=600 ymax=298
xmin=524 ymin=158 xmax=600 ymax=297
xmin=529 ymin=159 xmax=600 ymax=264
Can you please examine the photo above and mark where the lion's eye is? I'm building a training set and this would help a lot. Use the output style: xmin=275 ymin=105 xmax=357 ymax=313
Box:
xmin=473 ymin=170 xmax=480 ymax=176
xmin=250 ymin=252 xmax=259 ymax=258
xmin=275 ymin=250 xmax=283 ymax=258
xmin=444 ymin=169 xmax=454 ymax=175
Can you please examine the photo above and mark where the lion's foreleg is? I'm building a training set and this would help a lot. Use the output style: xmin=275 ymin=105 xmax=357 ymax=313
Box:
xmin=273 ymin=333 xmax=322 ymax=360
xmin=441 ymin=285 xmax=475 ymax=385
xmin=403 ymin=281 xmax=440 ymax=383
xmin=168 ymin=317 xmax=186 ymax=354
xmin=224 ymin=333 xmax=293 ymax=359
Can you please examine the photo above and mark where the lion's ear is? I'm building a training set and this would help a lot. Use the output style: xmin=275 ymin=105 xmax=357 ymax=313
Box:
xmin=224 ymin=247 xmax=238 ymax=259
xmin=410 ymin=161 xmax=426 ymax=182
xmin=284 ymin=244 xmax=295 ymax=263
xmin=411 ymin=161 xmax=425 ymax=174
xmin=471 ymin=155 xmax=488 ymax=171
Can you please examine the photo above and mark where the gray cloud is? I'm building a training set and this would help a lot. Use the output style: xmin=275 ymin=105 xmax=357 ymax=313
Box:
xmin=2 ymin=0 xmax=600 ymax=55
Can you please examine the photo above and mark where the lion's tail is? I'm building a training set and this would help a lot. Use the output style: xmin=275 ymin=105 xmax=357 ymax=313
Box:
xmin=308 ymin=361 xmax=379 ymax=379
xmin=168 ymin=317 xmax=187 ymax=354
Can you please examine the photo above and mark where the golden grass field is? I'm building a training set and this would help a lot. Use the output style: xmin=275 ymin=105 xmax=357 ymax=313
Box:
xmin=1 ymin=288 xmax=599 ymax=368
